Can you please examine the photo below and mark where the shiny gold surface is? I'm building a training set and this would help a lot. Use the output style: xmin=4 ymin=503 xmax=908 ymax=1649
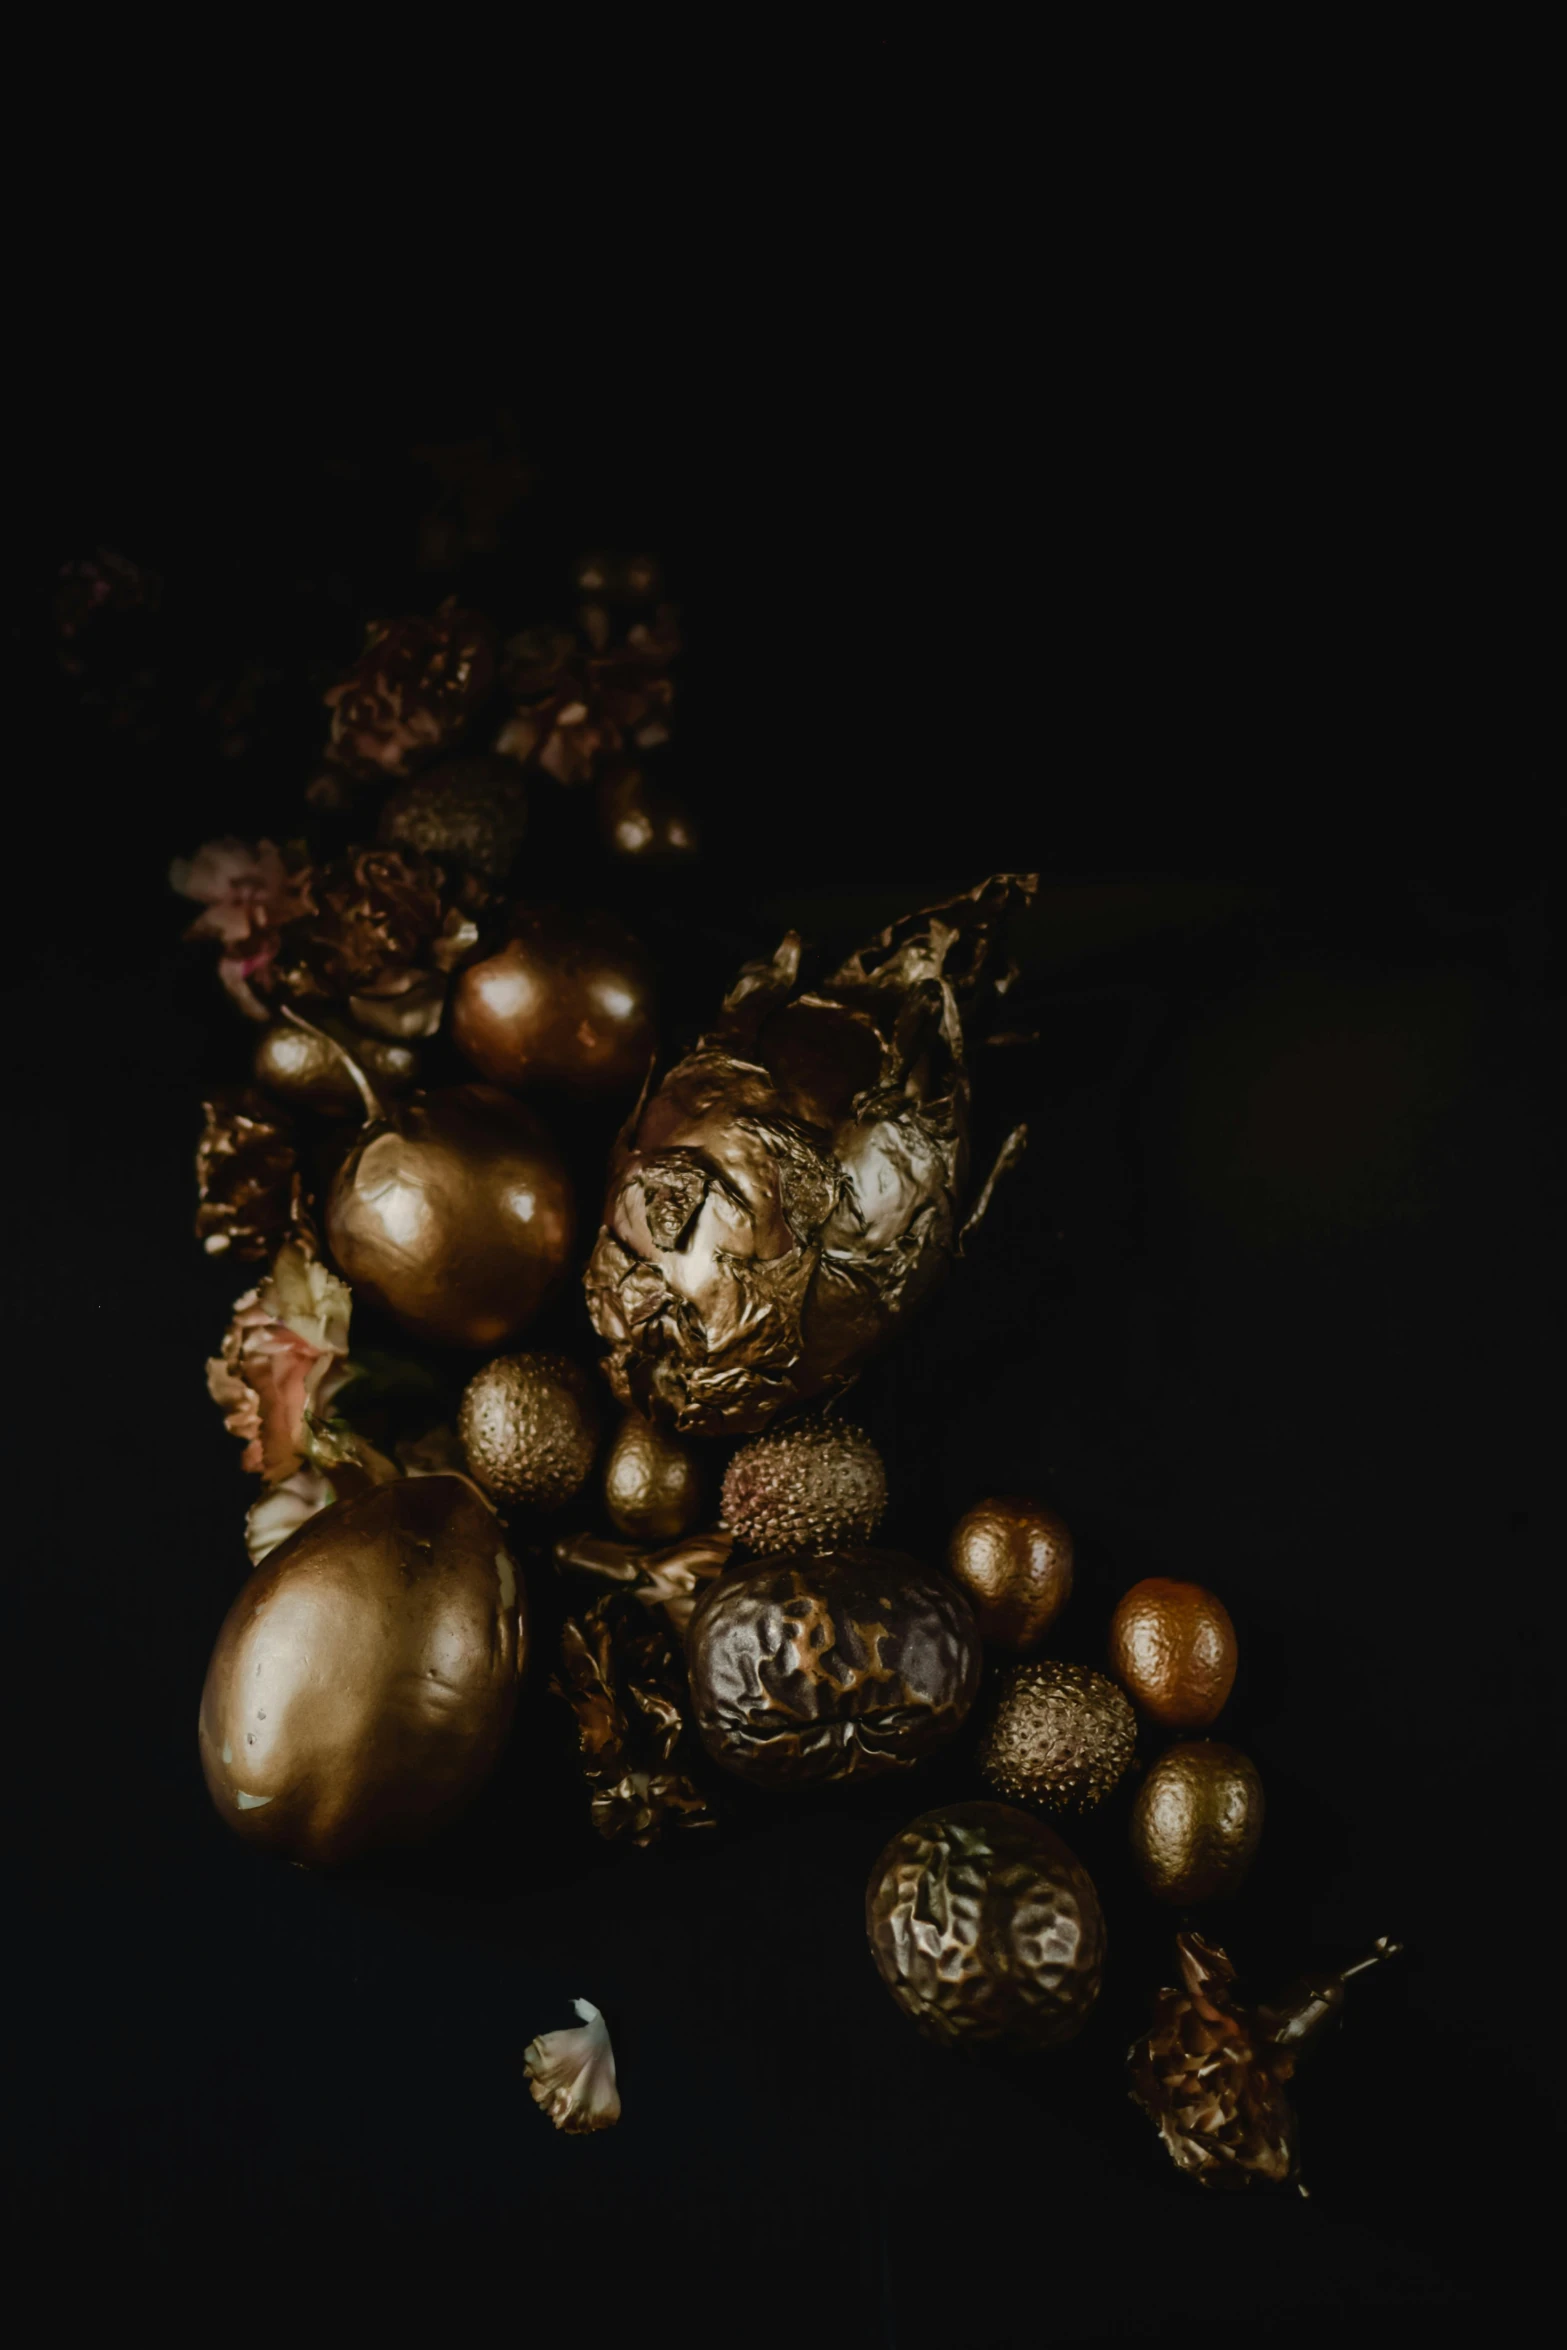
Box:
xmin=720 ymin=1419 xmax=887 ymax=1554
xmin=450 ymin=905 xmax=656 ymax=1096
xmin=458 ymin=1351 xmax=600 ymax=1510
xmin=978 ymin=1659 xmax=1136 ymax=1813
xmin=947 ymin=1496 xmax=1074 ymax=1650
xmin=326 ymin=1083 xmax=573 ymax=1349
xmin=866 ymin=1800 xmax=1105 ymax=2051
xmin=551 ymin=1587 xmax=717 ymax=1844
xmin=687 ymin=1549 xmax=981 ymax=1786
xmin=596 ymin=760 xmax=698 ymax=860
xmin=197 ymin=1475 xmax=524 ymax=1867
xmin=1109 ymin=1577 xmax=1238 ymax=1729
xmin=1128 ymin=1930 xmax=1403 ymax=2190
xmin=1130 ymin=1740 xmax=1264 ymax=1902
xmin=603 ymin=1410 xmax=704 ymax=1541
xmin=253 ymin=1020 xmax=419 ymax=1113
xmin=584 ymin=875 xmax=1036 ymax=1436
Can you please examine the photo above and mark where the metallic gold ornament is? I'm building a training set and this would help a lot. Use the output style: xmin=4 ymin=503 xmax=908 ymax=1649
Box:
xmin=378 ymin=756 xmax=529 ymax=881
xmin=947 ymin=1496 xmax=1074 ymax=1650
xmin=197 ymin=1475 xmax=524 ymax=1867
xmin=450 ymin=903 xmax=657 ymax=1097
xmin=603 ymin=1410 xmax=704 ymax=1541
xmin=551 ymin=1581 xmax=719 ymax=1844
xmin=458 ymin=1351 xmax=600 ymax=1510
xmin=1109 ymin=1578 xmax=1238 ymax=1729
xmin=1128 ymin=1929 xmax=1403 ymax=2191
xmin=195 ymin=1089 xmax=306 ymax=1259
xmin=686 ymin=1548 xmax=980 ymax=1786
xmin=720 ymin=1418 xmax=887 ymax=1554
xmin=1131 ymin=1740 xmax=1264 ymax=1902
xmin=584 ymin=875 xmax=1036 ymax=1436
xmin=978 ymin=1659 xmax=1136 ymax=1814
xmin=596 ymin=760 xmax=698 ymax=861
xmin=555 ymin=1526 xmax=733 ymax=1636
xmin=253 ymin=1018 xmax=418 ymax=1113
xmin=321 ymin=1029 xmax=573 ymax=1350
xmin=867 ymin=1800 xmax=1105 ymax=2051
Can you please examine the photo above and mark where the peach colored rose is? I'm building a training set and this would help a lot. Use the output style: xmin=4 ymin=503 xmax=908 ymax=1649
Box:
xmin=206 ymin=1240 xmax=353 ymax=1481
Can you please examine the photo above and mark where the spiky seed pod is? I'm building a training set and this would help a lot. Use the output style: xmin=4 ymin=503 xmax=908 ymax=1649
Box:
xmin=721 ymin=1419 xmax=887 ymax=1554
xmin=458 ymin=1352 xmax=600 ymax=1510
xmin=378 ymin=757 xmax=529 ymax=883
xmin=978 ymin=1659 xmax=1137 ymax=1814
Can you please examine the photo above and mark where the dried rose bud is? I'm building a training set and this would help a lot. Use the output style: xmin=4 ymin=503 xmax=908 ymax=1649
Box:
xmin=271 ymin=846 xmax=480 ymax=1021
xmin=549 ymin=1584 xmax=717 ymax=1845
xmin=195 ymin=1089 xmax=308 ymax=1260
xmin=496 ymin=606 xmax=680 ymax=785
xmin=324 ymin=599 xmax=496 ymax=779
xmin=523 ymin=2000 xmax=620 ymax=2134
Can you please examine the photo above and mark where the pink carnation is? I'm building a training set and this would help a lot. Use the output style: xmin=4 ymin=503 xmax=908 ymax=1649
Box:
xmin=170 ymin=839 xmax=314 ymax=1020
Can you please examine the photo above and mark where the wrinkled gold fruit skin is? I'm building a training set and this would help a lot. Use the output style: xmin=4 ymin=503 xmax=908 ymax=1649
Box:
xmin=687 ymin=1549 xmax=981 ymax=1786
xmin=1131 ymin=1741 xmax=1264 ymax=1902
xmin=326 ymin=1085 xmax=573 ymax=1350
xmin=978 ymin=1659 xmax=1136 ymax=1813
xmin=603 ymin=1410 xmax=703 ymax=1541
xmin=253 ymin=1022 xmax=418 ymax=1113
xmin=458 ymin=1351 xmax=600 ymax=1510
xmin=198 ymin=1476 xmax=524 ymax=1867
xmin=948 ymin=1496 xmax=1074 ymax=1650
xmin=450 ymin=905 xmax=656 ymax=1096
xmin=867 ymin=1800 xmax=1105 ymax=2051
xmin=1109 ymin=1577 xmax=1238 ymax=1729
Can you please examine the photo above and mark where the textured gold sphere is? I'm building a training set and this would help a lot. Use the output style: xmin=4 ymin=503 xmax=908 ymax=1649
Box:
xmin=1109 ymin=1578 xmax=1238 ymax=1729
xmin=253 ymin=1021 xmax=418 ymax=1114
xmin=378 ymin=756 xmax=529 ymax=881
xmin=978 ymin=1659 xmax=1137 ymax=1813
xmin=1130 ymin=1740 xmax=1264 ymax=1903
xmin=721 ymin=1419 xmax=887 ymax=1554
xmin=603 ymin=1410 xmax=703 ymax=1541
xmin=947 ymin=1496 xmax=1074 ymax=1651
xmin=458 ymin=1352 xmax=601 ymax=1510
xmin=867 ymin=1801 xmax=1105 ymax=2051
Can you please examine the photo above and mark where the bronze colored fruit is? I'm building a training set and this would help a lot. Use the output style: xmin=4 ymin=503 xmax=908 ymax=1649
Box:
xmin=378 ymin=755 xmax=528 ymax=881
xmin=603 ymin=1410 xmax=703 ymax=1541
xmin=458 ymin=1351 xmax=600 ymax=1510
xmin=197 ymin=1475 xmax=524 ymax=1867
xmin=721 ymin=1418 xmax=887 ymax=1554
xmin=1131 ymin=1740 xmax=1264 ymax=1903
xmin=948 ymin=1496 xmax=1073 ymax=1650
xmin=253 ymin=1019 xmax=418 ymax=1114
xmin=326 ymin=1079 xmax=573 ymax=1350
xmin=450 ymin=904 xmax=656 ymax=1097
xmin=585 ymin=874 xmax=1036 ymax=1435
xmin=978 ymin=1659 xmax=1136 ymax=1814
xmin=686 ymin=1549 xmax=981 ymax=1787
xmin=1109 ymin=1578 xmax=1238 ymax=1729
xmin=866 ymin=1800 xmax=1105 ymax=2051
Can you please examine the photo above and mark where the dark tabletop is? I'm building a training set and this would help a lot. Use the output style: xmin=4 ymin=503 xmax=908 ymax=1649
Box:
xmin=8 ymin=386 xmax=1556 ymax=2347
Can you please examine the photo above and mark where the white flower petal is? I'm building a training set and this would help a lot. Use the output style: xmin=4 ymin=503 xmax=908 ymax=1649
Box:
xmin=523 ymin=1998 xmax=620 ymax=2134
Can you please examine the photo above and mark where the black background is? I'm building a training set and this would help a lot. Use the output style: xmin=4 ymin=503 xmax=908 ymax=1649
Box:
xmin=8 ymin=234 xmax=1557 ymax=2349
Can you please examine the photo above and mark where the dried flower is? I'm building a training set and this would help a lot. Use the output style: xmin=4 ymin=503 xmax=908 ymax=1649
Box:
xmin=171 ymin=839 xmax=315 ymax=1021
xmin=245 ymin=1467 xmax=340 ymax=1562
xmin=270 ymin=847 xmax=481 ymax=1027
xmin=206 ymin=1238 xmax=355 ymax=1482
xmin=554 ymin=1529 xmax=733 ymax=1635
xmin=195 ymin=1089 xmax=308 ymax=1259
xmin=324 ymin=599 xmax=495 ymax=779
xmin=496 ymin=606 xmax=680 ymax=785
xmin=523 ymin=1999 xmax=620 ymax=2134
xmin=1127 ymin=1930 xmax=1403 ymax=2193
xmin=550 ymin=1586 xmax=717 ymax=1845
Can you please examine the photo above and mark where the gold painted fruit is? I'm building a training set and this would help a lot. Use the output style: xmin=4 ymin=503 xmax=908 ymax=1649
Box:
xmin=1109 ymin=1578 xmax=1238 ymax=1729
xmin=1130 ymin=1740 xmax=1264 ymax=1903
xmin=197 ymin=1476 xmax=524 ymax=1867
xmin=866 ymin=1800 xmax=1105 ymax=2051
xmin=459 ymin=1352 xmax=601 ymax=1510
xmin=721 ymin=1419 xmax=887 ymax=1555
xmin=325 ymin=1083 xmax=574 ymax=1350
xmin=978 ymin=1659 xmax=1136 ymax=1814
xmin=603 ymin=1411 xmax=704 ymax=1541
xmin=947 ymin=1497 xmax=1073 ymax=1651
xmin=449 ymin=904 xmax=656 ymax=1096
